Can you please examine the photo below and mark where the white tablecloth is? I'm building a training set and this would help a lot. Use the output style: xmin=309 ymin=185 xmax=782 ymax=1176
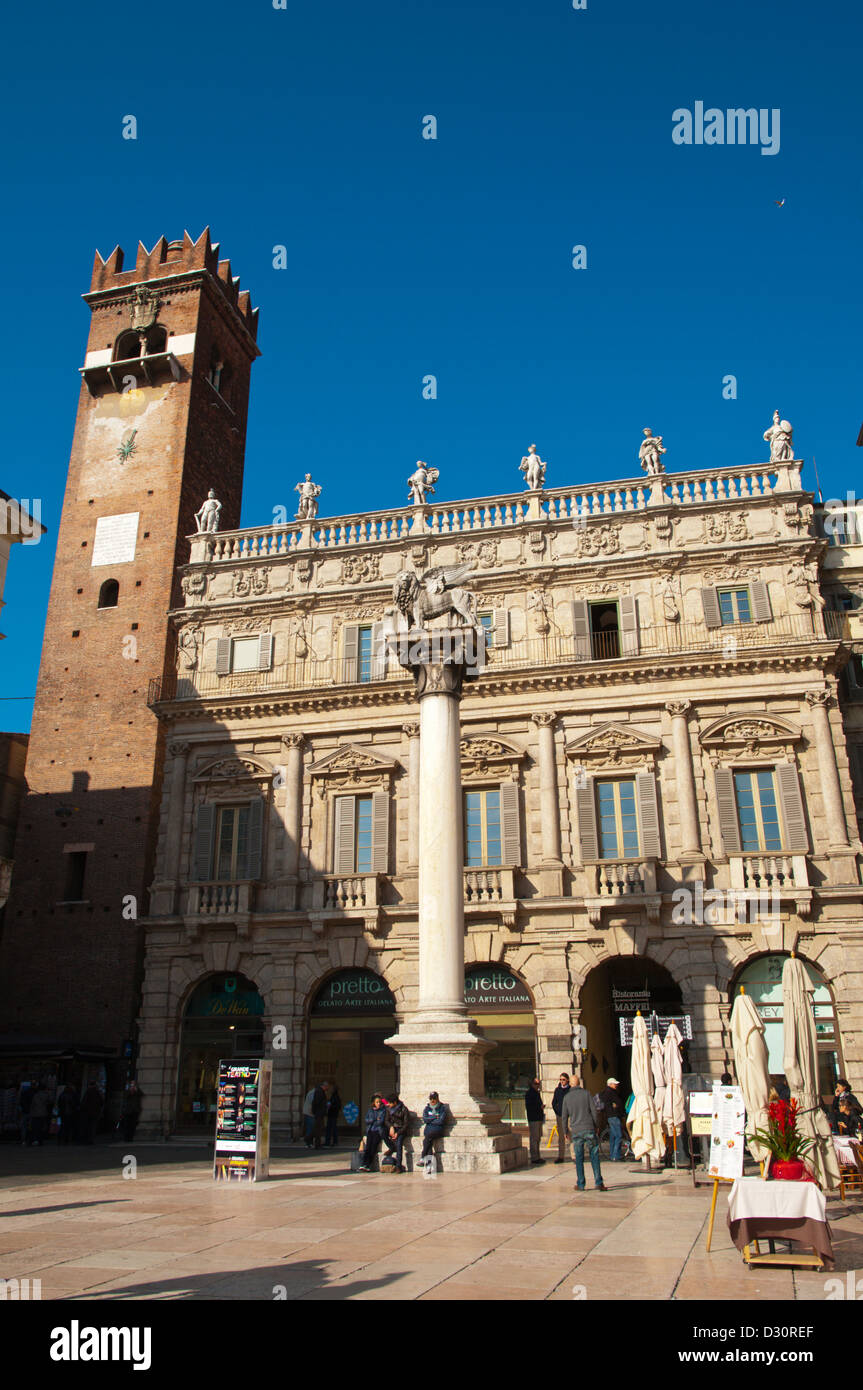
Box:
xmin=727 ymin=1175 xmax=826 ymax=1224
xmin=833 ymin=1135 xmax=863 ymax=1171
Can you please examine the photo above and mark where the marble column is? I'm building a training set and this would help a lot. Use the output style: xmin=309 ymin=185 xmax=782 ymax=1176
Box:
xmin=532 ymin=712 xmax=562 ymax=864
xmin=665 ymin=701 xmax=703 ymax=862
xmin=403 ymin=722 xmax=420 ymax=869
xmin=806 ymin=692 xmax=851 ymax=852
xmin=385 ymin=628 xmax=527 ymax=1171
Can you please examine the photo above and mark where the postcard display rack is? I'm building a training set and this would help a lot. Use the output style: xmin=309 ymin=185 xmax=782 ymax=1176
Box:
xmin=213 ymin=1058 xmax=272 ymax=1182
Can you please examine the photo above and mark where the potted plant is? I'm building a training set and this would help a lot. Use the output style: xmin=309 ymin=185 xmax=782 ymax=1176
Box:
xmin=750 ymin=1098 xmax=815 ymax=1180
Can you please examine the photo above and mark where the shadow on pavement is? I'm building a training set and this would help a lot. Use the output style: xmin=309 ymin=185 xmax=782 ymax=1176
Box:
xmin=65 ymin=1259 xmax=408 ymax=1302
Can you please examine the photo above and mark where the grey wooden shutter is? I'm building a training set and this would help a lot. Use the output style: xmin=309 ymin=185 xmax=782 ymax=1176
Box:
xmin=571 ymin=599 xmax=591 ymax=660
xmin=193 ymin=803 xmax=216 ymax=880
xmin=258 ymin=633 xmax=274 ymax=670
xmin=776 ymin=762 xmax=809 ymax=852
xmin=371 ymin=790 xmax=389 ymax=872
xmin=700 ymin=588 xmax=722 ymax=629
xmin=370 ymin=621 xmax=387 ymax=681
xmin=493 ymin=609 xmax=511 ymax=649
xmin=714 ymin=768 xmax=742 ymax=855
xmin=334 ymin=796 xmax=356 ymax=874
xmin=750 ymin=581 xmax=772 ymax=623
xmin=342 ymin=626 xmax=359 ymax=683
xmin=500 ymin=782 xmax=521 ymax=865
xmin=244 ymin=797 xmax=264 ymax=879
xmin=635 ymin=771 xmax=661 ymax=859
xmin=619 ymin=596 xmax=640 ymax=656
xmin=576 ymin=778 xmax=599 ymax=861
xmin=216 ymin=638 xmax=232 ymax=674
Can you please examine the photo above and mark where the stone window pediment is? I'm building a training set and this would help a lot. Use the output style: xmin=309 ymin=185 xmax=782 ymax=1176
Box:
xmin=700 ymin=715 xmax=801 ymax=761
xmin=193 ymin=755 xmax=275 ymax=798
xmin=309 ymin=744 xmax=402 ymax=799
xmin=460 ymin=735 xmax=525 ymax=783
xmin=564 ymin=723 xmax=661 ymax=771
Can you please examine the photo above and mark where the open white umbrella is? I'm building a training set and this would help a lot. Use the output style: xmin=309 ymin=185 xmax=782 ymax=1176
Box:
xmin=650 ymin=1031 xmax=667 ymax=1120
xmin=628 ymin=1013 xmax=664 ymax=1160
xmin=782 ymin=956 xmax=841 ymax=1192
xmin=730 ymin=988 xmax=771 ymax=1168
xmin=662 ymin=1022 xmax=686 ymax=1137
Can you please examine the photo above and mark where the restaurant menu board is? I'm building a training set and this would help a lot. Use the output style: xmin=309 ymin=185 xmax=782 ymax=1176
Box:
xmin=213 ymin=1059 xmax=272 ymax=1183
xmin=707 ymin=1082 xmax=745 ymax=1181
xmin=688 ymin=1091 xmax=714 ymax=1137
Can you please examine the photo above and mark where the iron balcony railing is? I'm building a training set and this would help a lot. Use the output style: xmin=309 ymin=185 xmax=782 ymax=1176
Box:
xmin=148 ymin=611 xmax=848 ymax=706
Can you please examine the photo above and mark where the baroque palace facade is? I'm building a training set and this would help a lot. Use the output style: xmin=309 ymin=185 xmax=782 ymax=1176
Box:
xmin=141 ymin=449 xmax=863 ymax=1139
xmin=2 ymin=235 xmax=860 ymax=1140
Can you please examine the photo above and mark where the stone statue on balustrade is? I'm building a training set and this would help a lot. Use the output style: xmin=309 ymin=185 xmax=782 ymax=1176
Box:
xmin=519 ymin=444 xmax=547 ymax=491
xmin=295 ymin=473 xmax=322 ymax=520
xmin=393 ymin=563 xmax=477 ymax=629
xmin=763 ymin=410 xmax=794 ymax=463
xmin=638 ymin=428 xmax=666 ymax=476
xmin=194 ymin=489 xmax=222 ymax=533
xmin=407 ymin=461 xmax=439 ymax=505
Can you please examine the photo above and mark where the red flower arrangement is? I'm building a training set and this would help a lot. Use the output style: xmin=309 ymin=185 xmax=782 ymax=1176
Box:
xmin=751 ymin=1098 xmax=816 ymax=1179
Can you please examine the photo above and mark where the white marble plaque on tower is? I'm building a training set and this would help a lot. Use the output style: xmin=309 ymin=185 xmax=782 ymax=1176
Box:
xmin=91 ymin=512 xmax=139 ymax=566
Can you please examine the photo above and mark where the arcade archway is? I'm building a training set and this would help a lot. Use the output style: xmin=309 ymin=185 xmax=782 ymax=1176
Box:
xmin=175 ymin=973 xmax=265 ymax=1131
xmin=307 ymin=968 xmax=397 ymax=1132
xmin=579 ymin=957 xmax=685 ymax=1096
xmin=730 ymin=954 xmax=845 ymax=1100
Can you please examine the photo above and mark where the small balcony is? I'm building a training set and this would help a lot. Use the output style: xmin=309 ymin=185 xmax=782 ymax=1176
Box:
xmin=186 ymin=881 xmax=255 ymax=916
xmin=583 ymin=857 xmax=660 ymax=926
xmin=464 ymin=867 xmax=516 ymax=905
xmin=729 ymin=851 xmax=811 ymax=918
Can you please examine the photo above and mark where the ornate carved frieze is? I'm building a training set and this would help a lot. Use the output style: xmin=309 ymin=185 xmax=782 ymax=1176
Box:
xmin=574 ymin=523 xmax=620 ymax=558
xmin=703 ymin=513 xmax=751 ymax=544
xmin=564 ymin=722 xmax=662 ymax=770
xmin=192 ymin=754 xmax=275 ymax=798
xmin=460 ymin=734 xmax=526 ymax=781
xmin=181 ymin=570 xmax=210 ymax=599
xmin=340 ymin=553 xmax=381 ymax=584
xmin=455 ymin=539 xmax=500 ymax=570
xmin=699 ymin=713 xmax=801 ymax=760
xmin=233 ymin=567 xmax=270 ymax=597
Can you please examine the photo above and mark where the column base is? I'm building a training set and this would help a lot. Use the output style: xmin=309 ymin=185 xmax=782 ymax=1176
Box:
xmin=386 ymin=1018 xmax=528 ymax=1172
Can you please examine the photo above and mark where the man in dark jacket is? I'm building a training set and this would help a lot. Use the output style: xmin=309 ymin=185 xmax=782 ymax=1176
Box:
xmin=525 ymin=1077 xmax=546 ymax=1164
xmin=383 ymin=1092 xmax=410 ymax=1172
xmin=598 ymin=1077 xmax=626 ymax=1161
xmin=311 ymin=1081 xmax=328 ymax=1149
xmin=561 ymin=1078 xmax=606 ymax=1191
xmin=359 ymin=1094 xmax=388 ymax=1171
xmin=551 ymin=1074 xmax=571 ymax=1163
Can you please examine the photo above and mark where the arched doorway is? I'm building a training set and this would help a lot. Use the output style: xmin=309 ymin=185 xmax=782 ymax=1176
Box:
xmin=731 ymin=955 xmax=844 ymax=1100
xmin=175 ymin=973 xmax=265 ymax=1131
xmin=307 ymin=968 xmax=396 ymax=1133
xmin=579 ymin=957 xmax=685 ymax=1096
xmin=466 ymin=963 xmax=536 ymax=1119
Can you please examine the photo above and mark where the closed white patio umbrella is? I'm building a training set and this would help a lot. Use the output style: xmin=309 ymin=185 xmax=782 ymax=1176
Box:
xmin=650 ymin=1030 xmax=667 ymax=1120
xmin=628 ymin=1013 xmax=664 ymax=1161
xmin=662 ymin=1022 xmax=686 ymax=1143
xmin=730 ymin=987 xmax=771 ymax=1168
xmin=782 ymin=955 xmax=840 ymax=1192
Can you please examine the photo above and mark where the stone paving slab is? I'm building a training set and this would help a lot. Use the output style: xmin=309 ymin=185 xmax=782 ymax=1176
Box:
xmin=1 ymin=1144 xmax=861 ymax=1301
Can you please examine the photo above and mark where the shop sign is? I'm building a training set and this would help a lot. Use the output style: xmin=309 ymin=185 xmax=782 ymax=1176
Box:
xmin=187 ymin=989 xmax=264 ymax=1019
xmin=311 ymin=969 xmax=395 ymax=1015
xmin=611 ymin=987 xmax=651 ymax=1015
xmin=465 ymin=967 xmax=531 ymax=1010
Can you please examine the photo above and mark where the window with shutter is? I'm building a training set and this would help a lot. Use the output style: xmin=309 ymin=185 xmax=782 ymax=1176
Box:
xmin=635 ymin=771 xmax=661 ymax=858
xmin=750 ymin=581 xmax=772 ymax=623
xmin=493 ymin=609 xmax=511 ymax=649
xmin=575 ymin=778 xmax=599 ymax=861
xmin=464 ymin=789 xmax=502 ymax=866
xmin=775 ymin=762 xmax=809 ymax=853
xmin=334 ymin=796 xmax=357 ymax=875
xmin=500 ymin=781 xmax=521 ymax=864
xmin=215 ymin=638 xmax=231 ymax=675
xmin=619 ymin=596 xmax=640 ymax=656
xmin=193 ymin=804 xmax=216 ymax=880
xmin=370 ymin=622 xmax=387 ymax=681
xmin=230 ymin=636 xmax=260 ymax=671
xmin=714 ymin=768 xmax=742 ymax=854
xmin=244 ymin=798 xmax=264 ymax=879
xmin=595 ymin=779 xmax=639 ymax=859
xmin=733 ymin=770 xmax=782 ymax=852
xmin=700 ymin=588 xmax=722 ymax=629
xmin=342 ymin=625 xmax=359 ymax=683
xmin=258 ymin=634 xmax=274 ymax=671
xmin=371 ymin=790 xmax=389 ymax=872
xmin=571 ymin=599 xmax=591 ymax=661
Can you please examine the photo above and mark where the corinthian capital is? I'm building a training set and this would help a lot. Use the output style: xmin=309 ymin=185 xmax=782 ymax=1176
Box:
xmin=805 ymin=690 xmax=832 ymax=710
xmin=168 ymin=741 xmax=191 ymax=759
xmin=281 ymin=732 xmax=305 ymax=750
xmin=402 ymin=722 xmax=420 ymax=739
xmin=665 ymin=700 xmax=692 ymax=718
xmin=531 ymin=711 xmax=557 ymax=729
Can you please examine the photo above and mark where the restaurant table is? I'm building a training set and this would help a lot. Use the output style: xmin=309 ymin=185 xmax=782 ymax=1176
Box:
xmin=727 ymin=1175 xmax=834 ymax=1269
xmin=833 ymin=1135 xmax=863 ymax=1170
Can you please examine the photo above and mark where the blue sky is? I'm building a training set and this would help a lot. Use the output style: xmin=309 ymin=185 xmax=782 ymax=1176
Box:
xmin=2 ymin=0 xmax=861 ymax=727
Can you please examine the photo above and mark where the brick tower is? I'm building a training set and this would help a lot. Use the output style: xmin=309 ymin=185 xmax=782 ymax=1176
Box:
xmin=0 ymin=231 xmax=259 ymax=1090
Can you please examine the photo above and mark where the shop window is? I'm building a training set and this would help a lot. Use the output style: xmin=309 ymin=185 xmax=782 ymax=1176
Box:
xmin=97 ymin=578 xmax=119 ymax=609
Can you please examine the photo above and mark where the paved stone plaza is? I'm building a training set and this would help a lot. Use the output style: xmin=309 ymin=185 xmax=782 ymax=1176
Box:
xmin=1 ymin=1147 xmax=861 ymax=1301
